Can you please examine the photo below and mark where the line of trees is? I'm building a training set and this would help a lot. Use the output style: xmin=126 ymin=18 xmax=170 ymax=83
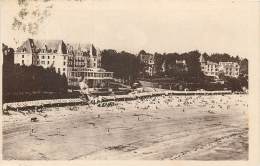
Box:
xmin=3 ymin=62 xmax=69 ymax=102
xmin=3 ymin=64 xmax=68 ymax=94
xmin=101 ymin=49 xmax=140 ymax=85
xmin=202 ymin=52 xmax=241 ymax=63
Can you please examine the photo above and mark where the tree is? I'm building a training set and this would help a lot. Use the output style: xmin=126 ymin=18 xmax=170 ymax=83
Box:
xmin=183 ymin=50 xmax=202 ymax=78
xmin=240 ymin=58 xmax=248 ymax=76
xmin=101 ymin=49 xmax=139 ymax=84
xmin=61 ymin=73 xmax=68 ymax=92
xmin=154 ymin=52 xmax=164 ymax=75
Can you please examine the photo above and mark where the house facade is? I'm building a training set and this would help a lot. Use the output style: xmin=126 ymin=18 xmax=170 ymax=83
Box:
xmin=200 ymin=55 xmax=240 ymax=78
xmin=14 ymin=39 xmax=113 ymax=88
xmin=201 ymin=61 xmax=220 ymax=77
xmin=65 ymin=43 xmax=112 ymax=87
xmin=14 ymin=39 xmax=68 ymax=75
xmin=219 ymin=62 xmax=240 ymax=78
xmin=138 ymin=53 xmax=156 ymax=76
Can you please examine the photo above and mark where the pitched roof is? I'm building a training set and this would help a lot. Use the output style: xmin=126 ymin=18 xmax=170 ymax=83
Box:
xmin=66 ymin=43 xmax=99 ymax=56
xmin=199 ymin=54 xmax=206 ymax=63
xmin=15 ymin=39 xmax=100 ymax=56
xmin=16 ymin=38 xmax=34 ymax=53
xmin=16 ymin=39 xmax=67 ymax=54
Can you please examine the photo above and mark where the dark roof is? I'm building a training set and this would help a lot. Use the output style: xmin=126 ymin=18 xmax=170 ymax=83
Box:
xmin=16 ymin=38 xmax=34 ymax=53
xmin=16 ymin=39 xmax=67 ymax=54
xmin=66 ymin=43 xmax=100 ymax=56
xmin=15 ymin=39 xmax=101 ymax=56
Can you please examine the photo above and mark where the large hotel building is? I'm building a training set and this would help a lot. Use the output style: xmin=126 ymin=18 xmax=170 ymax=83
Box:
xmin=14 ymin=39 xmax=113 ymax=89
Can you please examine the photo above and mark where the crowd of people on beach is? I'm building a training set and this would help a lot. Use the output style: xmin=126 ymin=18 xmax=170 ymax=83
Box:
xmin=3 ymin=91 xmax=248 ymax=129
xmin=106 ymin=94 xmax=249 ymax=115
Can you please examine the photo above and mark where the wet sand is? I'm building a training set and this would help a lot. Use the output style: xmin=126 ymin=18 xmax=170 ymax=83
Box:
xmin=3 ymin=94 xmax=248 ymax=160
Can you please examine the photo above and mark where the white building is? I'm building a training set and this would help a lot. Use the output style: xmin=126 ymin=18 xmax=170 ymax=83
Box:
xmin=65 ymin=43 xmax=112 ymax=87
xmin=219 ymin=62 xmax=240 ymax=78
xmin=199 ymin=55 xmax=240 ymax=78
xmin=14 ymin=39 xmax=69 ymax=75
xmin=14 ymin=39 xmax=113 ymax=88
xmin=139 ymin=53 xmax=156 ymax=76
xmin=201 ymin=61 xmax=220 ymax=77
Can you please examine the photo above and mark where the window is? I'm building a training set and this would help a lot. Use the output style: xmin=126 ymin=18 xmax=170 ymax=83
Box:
xmin=63 ymin=68 xmax=66 ymax=71
xmin=47 ymin=61 xmax=50 ymax=64
xmin=42 ymin=55 xmax=45 ymax=59
xmin=58 ymin=68 xmax=60 ymax=73
xmin=48 ymin=56 xmax=50 ymax=59
xmin=53 ymin=56 xmax=55 ymax=59
xmin=22 ymin=60 xmax=24 ymax=64
xmin=64 ymin=56 xmax=66 ymax=60
xmin=64 ymin=62 xmax=66 ymax=66
xmin=41 ymin=61 xmax=45 ymax=65
xmin=22 ymin=55 xmax=24 ymax=58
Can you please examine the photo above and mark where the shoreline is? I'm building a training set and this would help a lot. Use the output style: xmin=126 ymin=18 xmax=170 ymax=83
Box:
xmin=3 ymin=90 xmax=245 ymax=111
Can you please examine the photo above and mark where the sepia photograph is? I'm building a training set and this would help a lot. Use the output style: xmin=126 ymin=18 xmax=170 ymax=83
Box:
xmin=0 ymin=0 xmax=259 ymax=163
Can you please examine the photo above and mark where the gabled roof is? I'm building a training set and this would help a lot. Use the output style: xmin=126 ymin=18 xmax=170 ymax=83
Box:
xmin=15 ymin=39 xmax=101 ymax=56
xmin=16 ymin=39 xmax=67 ymax=54
xmin=16 ymin=38 xmax=34 ymax=53
xmin=199 ymin=54 xmax=206 ymax=63
xmin=66 ymin=43 xmax=99 ymax=56
xmin=34 ymin=40 xmax=65 ymax=52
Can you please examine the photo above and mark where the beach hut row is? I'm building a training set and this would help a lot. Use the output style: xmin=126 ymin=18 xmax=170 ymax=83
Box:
xmin=3 ymin=90 xmax=232 ymax=110
xmin=3 ymin=98 xmax=84 ymax=111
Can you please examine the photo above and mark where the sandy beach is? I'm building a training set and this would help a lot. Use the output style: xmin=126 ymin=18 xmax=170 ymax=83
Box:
xmin=3 ymin=94 xmax=248 ymax=160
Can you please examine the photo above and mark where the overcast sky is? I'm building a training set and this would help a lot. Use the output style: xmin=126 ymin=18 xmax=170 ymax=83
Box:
xmin=1 ymin=0 xmax=259 ymax=58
